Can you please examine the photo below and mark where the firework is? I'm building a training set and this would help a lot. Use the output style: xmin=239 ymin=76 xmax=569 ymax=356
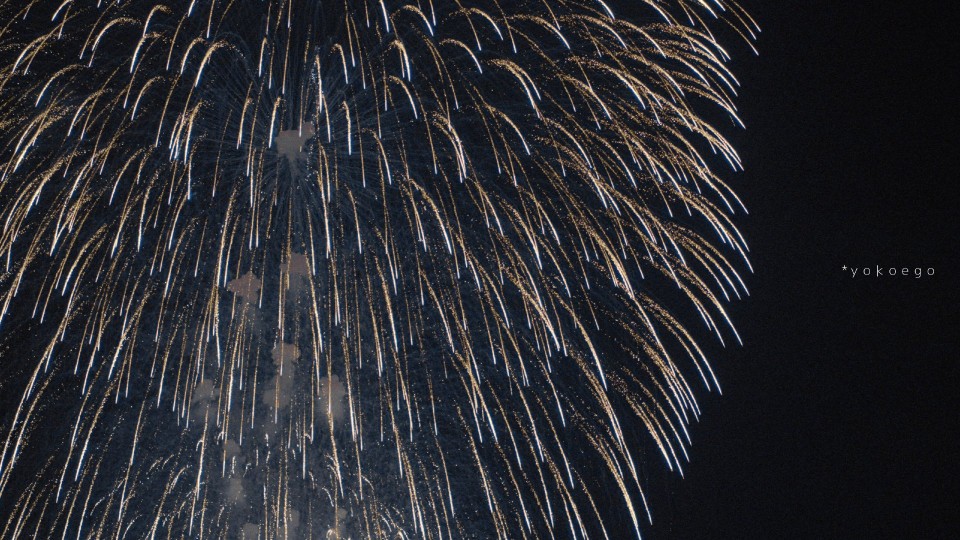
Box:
xmin=0 ymin=1 xmax=757 ymax=538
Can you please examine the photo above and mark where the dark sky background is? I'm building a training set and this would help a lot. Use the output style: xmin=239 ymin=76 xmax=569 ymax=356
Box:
xmin=643 ymin=2 xmax=959 ymax=538
xmin=0 ymin=2 xmax=956 ymax=539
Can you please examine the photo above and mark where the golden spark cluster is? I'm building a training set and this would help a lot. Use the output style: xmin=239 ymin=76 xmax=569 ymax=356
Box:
xmin=0 ymin=1 xmax=757 ymax=538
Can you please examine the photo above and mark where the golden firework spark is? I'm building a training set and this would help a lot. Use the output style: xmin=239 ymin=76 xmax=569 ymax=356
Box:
xmin=0 ymin=1 xmax=758 ymax=538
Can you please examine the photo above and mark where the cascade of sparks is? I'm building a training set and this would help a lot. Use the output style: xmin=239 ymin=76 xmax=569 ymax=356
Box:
xmin=0 ymin=1 xmax=757 ymax=538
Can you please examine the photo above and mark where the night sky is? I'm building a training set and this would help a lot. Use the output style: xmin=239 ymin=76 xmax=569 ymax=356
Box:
xmin=645 ymin=2 xmax=959 ymax=538
xmin=1 ymin=2 xmax=957 ymax=539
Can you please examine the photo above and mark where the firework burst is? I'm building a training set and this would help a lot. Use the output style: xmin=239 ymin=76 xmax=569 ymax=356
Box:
xmin=0 ymin=1 xmax=757 ymax=538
